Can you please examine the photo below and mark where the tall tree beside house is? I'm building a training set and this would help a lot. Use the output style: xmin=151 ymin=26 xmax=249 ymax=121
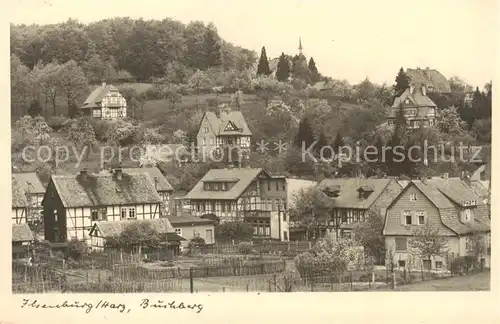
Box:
xmin=57 ymin=60 xmax=88 ymax=117
xmin=393 ymin=67 xmax=410 ymax=97
xmin=308 ymin=57 xmax=321 ymax=84
xmin=275 ymin=52 xmax=290 ymax=82
xmin=289 ymin=188 xmax=333 ymax=240
xmin=352 ymin=210 xmax=386 ymax=264
xmin=295 ymin=116 xmax=315 ymax=150
xmin=409 ymin=221 xmax=450 ymax=267
xmin=256 ymin=46 xmax=271 ymax=76
xmin=203 ymin=23 xmax=222 ymax=69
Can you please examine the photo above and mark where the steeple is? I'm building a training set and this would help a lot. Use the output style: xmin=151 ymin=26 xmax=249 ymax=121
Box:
xmin=298 ymin=36 xmax=303 ymax=54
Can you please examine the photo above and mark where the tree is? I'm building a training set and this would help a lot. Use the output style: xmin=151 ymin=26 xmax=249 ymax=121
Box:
xmin=214 ymin=221 xmax=253 ymax=243
xmin=28 ymin=99 xmax=42 ymax=117
xmin=63 ymin=117 xmax=98 ymax=167
xmin=308 ymin=57 xmax=321 ymax=84
xmin=82 ymin=53 xmax=117 ymax=83
xmin=345 ymin=99 xmax=387 ymax=141
xmin=467 ymin=231 xmax=488 ymax=267
xmin=295 ymin=116 xmax=315 ymax=149
xmin=393 ymin=67 xmax=410 ymax=96
xmin=315 ymin=132 xmax=329 ymax=158
xmin=11 ymin=55 xmax=31 ymax=118
xmin=352 ymin=210 xmax=385 ymax=264
xmin=289 ymin=188 xmax=333 ymax=240
xmin=471 ymin=118 xmax=491 ymax=143
xmin=332 ymin=132 xmax=344 ymax=155
xmin=14 ymin=115 xmax=53 ymax=146
xmin=355 ymin=77 xmax=376 ymax=101
xmin=291 ymin=54 xmax=311 ymax=83
xmin=203 ymin=23 xmax=222 ymax=69
xmin=275 ymin=52 xmax=290 ymax=82
xmin=57 ymin=60 xmax=88 ymax=117
xmin=256 ymin=46 xmax=271 ymax=76
xmin=187 ymin=69 xmax=212 ymax=110
xmin=436 ymin=106 xmax=467 ymax=136
xmin=117 ymin=221 xmax=162 ymax=250
xmin=37 ymin=62 xmax=62 ymax=116
xmin=251 ymin=76 xmax=280 ymax=108
xmin=409 ymin=221 xmax=449 ymax=266
xmin=230 ymin=90 xmax=244 ymax=110
xmin=68 ymin=237 xmax=88 ymax=260
xmin=162 ymin=84 xmax=184 ymax=111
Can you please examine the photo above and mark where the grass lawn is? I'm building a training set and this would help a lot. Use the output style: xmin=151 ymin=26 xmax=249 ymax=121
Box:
xmin=392 ymin=271 xmax=490 ymax=291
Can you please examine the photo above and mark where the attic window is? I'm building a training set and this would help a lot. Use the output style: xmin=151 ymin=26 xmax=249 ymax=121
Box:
xmin=322 ymin=186 xmax=340 ymax=197
xmin=405 ymin=99 xmax=410 ymax=104
xmin=116 ymin=188 xmax=123 ymax=193
xmin=224 ymin=122 xmax=238 ymax=132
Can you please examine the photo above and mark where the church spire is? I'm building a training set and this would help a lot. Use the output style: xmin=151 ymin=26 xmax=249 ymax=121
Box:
xmin=298 ymin=36 xmax=303 ymax=54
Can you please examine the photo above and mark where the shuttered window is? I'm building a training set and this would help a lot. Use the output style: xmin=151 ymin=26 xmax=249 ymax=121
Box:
xmin=395 ymin=237 xmax=407 ymax=251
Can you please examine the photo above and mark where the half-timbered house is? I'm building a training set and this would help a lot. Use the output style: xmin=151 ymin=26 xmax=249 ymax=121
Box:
xmin=12 ymin=172 xmax=45 ymax=222
xmin=12 ymin=177 xmax=28 ymax=224
xmin=81 ymin=83 xmax=127 ymax=119
xmin=42 ymin=168 xmax=162 ymax=245
xmin=184 ymin=167 xmax=289 ymax=241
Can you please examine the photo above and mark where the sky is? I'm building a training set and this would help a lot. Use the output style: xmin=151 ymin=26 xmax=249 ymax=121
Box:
xmin=6 ymin=0 xmax=497 ymax=87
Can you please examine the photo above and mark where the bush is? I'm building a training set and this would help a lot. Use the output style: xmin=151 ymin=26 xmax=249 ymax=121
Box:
xmin=47 ymin=115 xmax=70 ymax=131
xmin=144 ymin=87 xmax=163 ymax=100
xmin=237 ymin=242 xmax=256 ymax=255
xmin=91 ymin=119 xmax=110 ymax=141
xmin=69 ymin=238 xmax=88 ymax=260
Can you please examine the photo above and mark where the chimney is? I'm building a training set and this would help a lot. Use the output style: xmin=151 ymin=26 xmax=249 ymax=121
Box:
xmin=442 ymin=173 xmax=449 ymax=180
xmin=114 ymin=168 xmax=123 ymax=180
xmin=102 ymin=82 xmax=106 ymax=88
xmin=154 ymin=176 xmax=159 ymax=190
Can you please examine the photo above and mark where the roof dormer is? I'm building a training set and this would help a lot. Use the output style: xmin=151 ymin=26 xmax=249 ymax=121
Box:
xmin=323 ymin=185 xmax=341 ymax=197
xmin=357 ymin=185 xmax=374 ymax=200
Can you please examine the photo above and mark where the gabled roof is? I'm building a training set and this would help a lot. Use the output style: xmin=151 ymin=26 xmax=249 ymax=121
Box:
xmin=202 ymin=110 xmax=252 ymax=136
xmin=12 ymin=177 xmax=28 ymax=208
xmin=390 ymin=87 xmax=437 ymax=110
xmin=387 ymin=179 xmax=490 ymax=235
xmin=47 ymin=171 xmax=162 ymax=208
xmin=184 ymin=168 xmax=268 ymax=200
xmin=12 ymin=172 xmax=45 ymax=194
xmin=89 ymin=218 xmax=176 ymax=238
xmin=121 ymin=167 xmax=173 ymax=192
xmin=425 ymin=177 xmax=479 ymax=207
xmin=12 ymin=223 xmax=35 ymax=242
xmin=81 ymin=83 xmax=120 ymax=109
xmin=316 ymin=178 xmax=394 ymax=209
xmin=405 ymin=68 xmax=451 ymax=93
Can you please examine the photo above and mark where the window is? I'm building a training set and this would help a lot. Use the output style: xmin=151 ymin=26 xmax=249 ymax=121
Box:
xmin=405 ymin=99 xmax=410 ymax=104
xmin=221 ymin=202 xmax=226 ymax=212
xmin=93 ymin=109 xmax=102 ymax=118
xmin=54 ymin=210 xmax=58 ymax=222
xmin=387 ymin=119 xmax=394 ymax=125
xmin=209 ymin=138 xmax=214 ymax=145
xmin=204 ymin=127 xmax=209 ymax=133
xmin=398 ymin=260 xmax=406 ymax=268
xmin=466 ymin=237 xmax=473 ymax=252
xmin=282 ymin=181 xmax=286 ymax=191
xmin=227 ymin=203 xmax=232 ymax=212
xmin=121 ymin=208 xmax=127 ymax=219
xmin=221 ymin=183 xmax=227 ymax=191
xmin=128 ymin=208 xmax=136 ymax=218
xmin=423 ymin=260 xmax=431 ymax=270
xmin=267 ymin=180 xmax=271 ymax=190
xmin=91 ymin=209 xmax=99 ymax=221
xmin=435 ymin=261 xmax=443 ymax=269
xmin=202 ymin=138 xmax=206 ymax=146
xmin=175 ymin=228 xmax=182 ymax=236
xmin=395 ymin=237 xmax=407 ymax=251
xmin=429 ymin=119 xmax=434 ymax=126
xmin=283 ymin=231 xmax=288 ymax=241
xmin=205 ymin=229 xmax=213 ymax=244
xmin=417 ymin=211 xmax=425 ymax=225
xmin=108 ymin=108 xmax=119 ymax=118
xmin=276 ymin=181 xmax=279 ymax=191
xmin=404 ymin=210 xmax=412 ymax=225
xmin=410 ymin=193 xmax=417 ymax=202
xmin=464 ymin=209 xmax=472 ymax=222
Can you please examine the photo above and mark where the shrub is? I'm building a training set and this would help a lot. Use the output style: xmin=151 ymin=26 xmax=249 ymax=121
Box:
xmin=449 ymin=257 xmax=468 ymax=275
xmin=144 ymin=87 xmax=163 ymax=100
xmin=47 ymin=115 xmax=70 ymax=131
xmin=237 ymin=242 xmax=256 ymax=255
xmin=91 ymin=119 xmax=110 ymax=141
xmin=69 ymin=238 xmax=88 ymax=260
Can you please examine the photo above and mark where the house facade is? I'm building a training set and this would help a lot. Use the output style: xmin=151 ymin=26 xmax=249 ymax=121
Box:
xmin=184 ymin=168 xmax=289 ymax=241
xmin=12 ymin=177 xmax=28 ymax=224
xmin=383 ymin=177 xmax=491 ymax=270
xmin=81 ymin=83 xmax=127 ymax=119
xmin=12 ymin=172 xmax=45 ymax=223
xmin=42 ymin=169 xmax=163 ymax=246
xmin=196 ymin=106 xmax=252 ymax=161
xmin=293 ymin=178 xmax=403 ymax=240
xmin=388 ymin=85 xmax=438 ymax=129
xmin=167 ymin=215 xmax=216 ymax=246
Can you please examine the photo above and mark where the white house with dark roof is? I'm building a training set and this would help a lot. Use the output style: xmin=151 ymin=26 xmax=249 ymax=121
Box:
xmin=383 ymin=176 xmax=490 ymax=270
xmin=184 ymin=167 xmax=289 ymax=241
xmin=388 ymin=85 xmax=438 ymax=129
xmin=42 ymin=168 xmax=163 ymax=245
xmin=12 ymin=172 xmax=45 ymax=222
xmin=196 ymin=106 xmax=252 ymax=158
xmin=166 ymin=215 xmax=216 ymax=246
xmin=81 ymin=82 xmax=127 ymax=119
